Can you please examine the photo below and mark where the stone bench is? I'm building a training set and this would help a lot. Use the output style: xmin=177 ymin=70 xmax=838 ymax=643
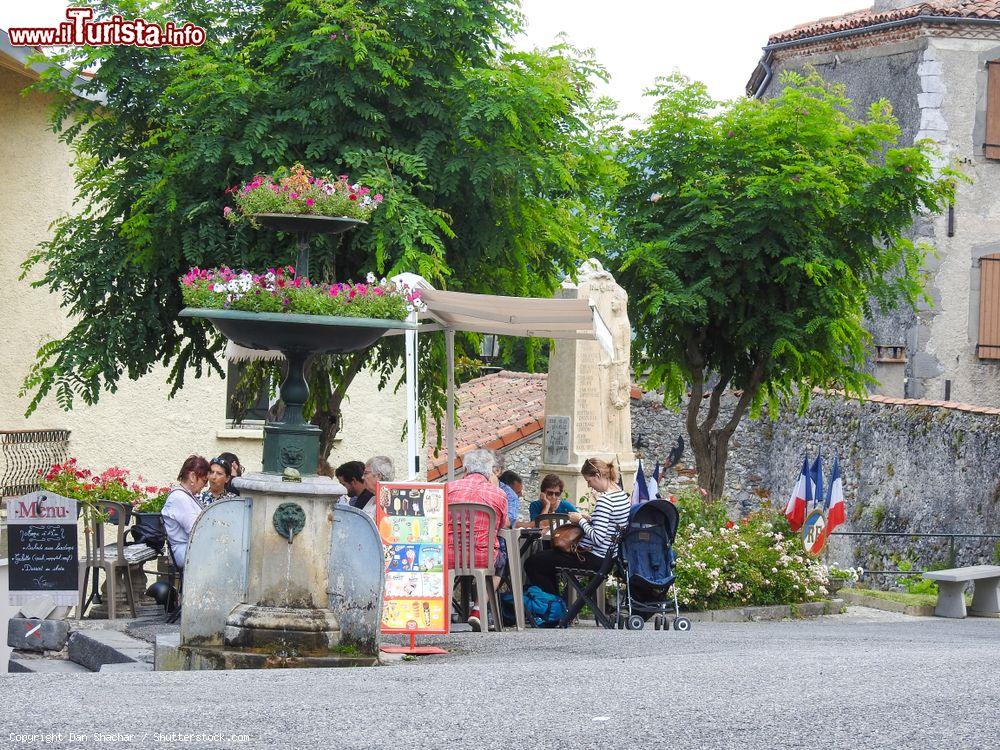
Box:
xmin=922 ymin=565 xmax=1000 ymax=618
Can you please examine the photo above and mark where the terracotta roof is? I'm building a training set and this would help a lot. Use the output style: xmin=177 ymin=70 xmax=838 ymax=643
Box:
xmin=425 ymin=370 xmax=643 ymax=480
xmin=769 ymin=0 xmax=1000 ymax=44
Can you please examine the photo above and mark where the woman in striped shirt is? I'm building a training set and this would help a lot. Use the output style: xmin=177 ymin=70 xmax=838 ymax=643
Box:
xmin=524 ymin=458 xmax=631 ymax=596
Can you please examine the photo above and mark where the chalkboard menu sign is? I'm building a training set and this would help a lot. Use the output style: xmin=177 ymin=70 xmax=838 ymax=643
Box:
xmin=375 ymin=482 xmax=448 ymax=635
xmin=7 ymin=491 xmax=78 ymax=606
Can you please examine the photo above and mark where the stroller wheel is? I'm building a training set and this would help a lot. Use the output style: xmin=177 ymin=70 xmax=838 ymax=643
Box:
xmin=673 ymin=616 xmax=692 ymax=632
xmin=626 ymin=614 xmax=645 ymax=631
xmin=653 ymin=615 xmax=661 ymax=630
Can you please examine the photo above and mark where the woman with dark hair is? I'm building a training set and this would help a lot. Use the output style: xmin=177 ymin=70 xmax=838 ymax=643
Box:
xmin=528 ymin=474 xmax=577 ymax=523
xmin=524 ymin=458 xmax=630 ymax=596
xmin=198 ymin=457 xmax=239 ymax=508
xmin=217 ymin=451 xmax=242 ymax=495
xmin=161 ymin=455 xmax=210 ymax=570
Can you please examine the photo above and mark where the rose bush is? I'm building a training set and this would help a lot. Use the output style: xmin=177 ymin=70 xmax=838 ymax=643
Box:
xmin=672 ymin=490 xmax=829 ymax=610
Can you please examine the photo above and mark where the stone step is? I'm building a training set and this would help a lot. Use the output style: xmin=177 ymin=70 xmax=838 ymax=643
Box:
xmin=7 ymin=617 xmax=71 ymax=652
xmin=8 ymin=654 xmax=92 ymax=674
xmin=99 ymin=661 xmax=154 ymax=673
xmin=67 ymin=629 xmax=153 ymax=672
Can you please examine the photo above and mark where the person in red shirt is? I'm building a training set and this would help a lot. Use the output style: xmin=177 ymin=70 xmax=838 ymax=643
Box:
xmin=446 ymin=449 xmax=509 ymax=630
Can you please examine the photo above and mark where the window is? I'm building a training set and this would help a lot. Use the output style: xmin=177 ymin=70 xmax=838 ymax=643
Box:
xmin=977 ymin=254 xmax=1000 ymax=359
xmin=987 ymin=60 xmax=1000 ymax=160
xmin=225 ymin=362 xmax=272 ymax=422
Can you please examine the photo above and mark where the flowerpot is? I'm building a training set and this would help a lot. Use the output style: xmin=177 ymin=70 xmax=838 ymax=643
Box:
xmin=253 ymin=213 xmax=365 ymax=235
xmin=827 ymin=580 xmax=847 ymax=594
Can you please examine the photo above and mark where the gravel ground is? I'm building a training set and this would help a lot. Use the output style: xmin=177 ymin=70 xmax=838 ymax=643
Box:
xmin=2 ymin=607 xmax=998 ymax=750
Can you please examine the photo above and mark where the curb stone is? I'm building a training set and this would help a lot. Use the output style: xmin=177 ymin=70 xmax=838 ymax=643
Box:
xmin=839 ymin=589 xmax=935 ymax=617
xmin=683 ymin=598 xmax=844 ymax=623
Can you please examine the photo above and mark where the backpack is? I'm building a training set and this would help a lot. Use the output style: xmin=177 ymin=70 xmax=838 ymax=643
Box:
xmin=522 ymin=585 xmax=567 ymax=628
xmin=129 ymin=513 xmax=166 ymax=555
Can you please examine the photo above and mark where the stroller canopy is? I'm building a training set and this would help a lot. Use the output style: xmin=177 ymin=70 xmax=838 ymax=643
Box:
xmin=621 ymin=499 xmax=679 ymax=588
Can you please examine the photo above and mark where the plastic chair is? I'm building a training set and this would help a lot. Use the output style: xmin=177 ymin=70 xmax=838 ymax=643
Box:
xmin=447 ymin=502 xmax=503 ymax=632
xmin=533 ymin=512 xmax=571 ymax=537
xmin=77 ymin=501 xmax=141 ymax=620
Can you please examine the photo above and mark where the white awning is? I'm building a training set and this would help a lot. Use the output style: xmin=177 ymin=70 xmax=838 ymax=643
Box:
xmin=416 ymin=288 xmax=613 ymax=356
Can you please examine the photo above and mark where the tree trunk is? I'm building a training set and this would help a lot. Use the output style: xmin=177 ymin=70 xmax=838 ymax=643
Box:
xmin=683 ymin=334 xmax=768 ymax=501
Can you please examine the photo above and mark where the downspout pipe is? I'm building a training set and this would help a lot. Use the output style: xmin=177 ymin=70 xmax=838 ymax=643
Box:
xmin=750 ymin=13 xmax=1000 ymax=99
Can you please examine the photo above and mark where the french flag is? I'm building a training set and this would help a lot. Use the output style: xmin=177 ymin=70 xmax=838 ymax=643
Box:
xmin=631 ymin=459 xmax=650 ymax=506
xmin=647 ymin=460 xmax=661 ymax=501
xmin=811 ymin=452 xmax=824 ymax=513
xmin=824 ymin=456 xmax=845 ymax=533
xmin=784 ymin=457 xmax=809 ymax=532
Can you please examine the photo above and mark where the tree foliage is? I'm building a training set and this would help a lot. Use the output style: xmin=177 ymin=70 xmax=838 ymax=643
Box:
xmin=22 ymin=0 xmax=618 ymax=454
xmin=617 ymin=72 xmax=959 ymax=498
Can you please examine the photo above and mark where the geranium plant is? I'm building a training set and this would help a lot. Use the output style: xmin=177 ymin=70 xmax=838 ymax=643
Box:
xmin=39 ymin=458 xmax=169 ymax=520
xmin=224 ymin=163 xmax=383 ymax=226
xmin=180 ymin=266 xmax=423 ymax=321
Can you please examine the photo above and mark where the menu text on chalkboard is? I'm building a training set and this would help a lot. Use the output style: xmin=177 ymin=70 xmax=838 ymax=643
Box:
xmin=8 ymin=491 xmax=79 ymax=606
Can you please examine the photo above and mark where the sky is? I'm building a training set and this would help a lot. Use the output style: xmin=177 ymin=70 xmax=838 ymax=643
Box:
xmin=4 ymin=0 xmax=868 ymax=116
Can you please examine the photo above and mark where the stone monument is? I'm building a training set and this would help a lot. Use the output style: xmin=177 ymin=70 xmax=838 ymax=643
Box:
xmin=539 ymin=259 xmax=637 ymax=509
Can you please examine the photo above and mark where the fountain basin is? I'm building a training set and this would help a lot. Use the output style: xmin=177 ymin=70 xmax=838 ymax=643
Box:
xmin=179 ymin=308 xmax=415 ymax=354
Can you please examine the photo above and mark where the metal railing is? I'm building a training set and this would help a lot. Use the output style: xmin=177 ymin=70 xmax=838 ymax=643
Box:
xmin=0 ymin=429 xmax=71 ymax=501
xmin=828 ymin=530 xmax=1000 ymax=576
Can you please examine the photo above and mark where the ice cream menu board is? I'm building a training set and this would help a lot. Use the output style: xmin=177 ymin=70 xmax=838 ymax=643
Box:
xmin=375 ymin=482 xmax=448 ymax=634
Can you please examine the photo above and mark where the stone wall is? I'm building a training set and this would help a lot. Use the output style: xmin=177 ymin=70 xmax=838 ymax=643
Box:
xmin=502 ymin=390 xmax=1000 ymax=572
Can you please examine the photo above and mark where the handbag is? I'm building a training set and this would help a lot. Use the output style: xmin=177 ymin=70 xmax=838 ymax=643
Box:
xmin=552 ymin=522 xmax=585 ymax=559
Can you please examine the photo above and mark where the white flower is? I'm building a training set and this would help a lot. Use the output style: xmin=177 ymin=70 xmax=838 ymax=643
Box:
xmin=649 ymin=192 xmax=662 ymax=202
xmin=366 ymin=272 xmax=377 ymax=283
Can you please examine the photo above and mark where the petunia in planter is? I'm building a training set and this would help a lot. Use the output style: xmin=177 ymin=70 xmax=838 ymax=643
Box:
xmin=180 ymin=266 xmax=424 ymax=321
xmin=224 ymin=163 xmax=384 ymax=230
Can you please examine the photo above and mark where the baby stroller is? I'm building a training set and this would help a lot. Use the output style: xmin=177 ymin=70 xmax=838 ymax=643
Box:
xmin=613 ymin=499 xmax=690 ymax=631
xmin=557 ymin=499 xmax=690 ymax=631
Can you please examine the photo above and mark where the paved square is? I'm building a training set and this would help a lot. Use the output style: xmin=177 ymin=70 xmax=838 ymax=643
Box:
xmin=2 ymin=608 xmax=999 ymax=749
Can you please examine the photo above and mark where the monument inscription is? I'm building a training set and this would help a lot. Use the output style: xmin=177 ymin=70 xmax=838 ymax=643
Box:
xmin=544 ymin=415 xmax=571 ymax=465
xmin=574 ymin=355 xmax=603 ymax=453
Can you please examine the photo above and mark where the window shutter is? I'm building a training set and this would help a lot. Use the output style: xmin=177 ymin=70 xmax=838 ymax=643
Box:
xmin=978 ymin=254 xmax=1000 ymax=359
xmin=987 ymin=60 xmax=1000 ymax=160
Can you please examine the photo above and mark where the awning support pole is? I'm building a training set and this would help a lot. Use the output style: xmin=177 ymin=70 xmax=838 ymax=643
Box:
xmin=446 ymin=327 xmax=456 ymax=482
xmin=405 ymin=310 xmax=419 ymax=480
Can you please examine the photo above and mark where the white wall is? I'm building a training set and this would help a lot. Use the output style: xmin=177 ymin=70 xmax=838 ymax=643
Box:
xmin=0 ymin=63 xmax=410 ymax=485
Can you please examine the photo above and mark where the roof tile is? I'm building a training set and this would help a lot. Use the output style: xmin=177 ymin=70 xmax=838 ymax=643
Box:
xmin=769 ymin=1 xmax=1000 ymax=44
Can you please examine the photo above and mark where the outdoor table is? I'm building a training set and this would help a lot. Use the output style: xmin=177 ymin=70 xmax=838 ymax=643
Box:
xmin=499 ymin=527 xmax=543 ymax=630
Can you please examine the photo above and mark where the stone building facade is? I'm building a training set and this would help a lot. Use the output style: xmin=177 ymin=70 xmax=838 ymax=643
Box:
xmin=747 ymin=0 xmax=1000 ymax=406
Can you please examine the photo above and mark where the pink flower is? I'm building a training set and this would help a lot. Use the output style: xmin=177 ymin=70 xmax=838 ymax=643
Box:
xmin=290 ymin=192 xmax=298 ymax=200
xmin=306 ymin=198 xmax=314 ymax=207
xmin=373 ymin=193 xmax=383 ymax=203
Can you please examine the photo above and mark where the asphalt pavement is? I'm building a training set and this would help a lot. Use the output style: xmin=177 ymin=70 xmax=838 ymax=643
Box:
xmin=2 ymin=607 xmax=998 ymax=750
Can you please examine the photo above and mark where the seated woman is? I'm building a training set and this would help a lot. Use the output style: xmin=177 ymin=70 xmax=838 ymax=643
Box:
xmin=527 ymin=474 xmax=578 ymax=523
xmin=161 ymin=455 xmax=210 ymax=570
xmin=524 ymin=458 xmax=630 ymax=596
xmin=198 ymin=456 xmax=239 ymax=507
xmin=217 ymin=451 xmax=242 ymax=496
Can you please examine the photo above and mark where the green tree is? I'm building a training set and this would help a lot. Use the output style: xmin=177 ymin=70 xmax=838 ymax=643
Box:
xmin=617 ymin=72 xmax=959 ymax=499
xmin=23 ymin=0 xmax=618 ymax=458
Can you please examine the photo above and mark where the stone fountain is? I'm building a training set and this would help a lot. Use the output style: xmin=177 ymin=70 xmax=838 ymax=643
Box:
xmin=157 ymin=214 xmax=412 ymax=670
